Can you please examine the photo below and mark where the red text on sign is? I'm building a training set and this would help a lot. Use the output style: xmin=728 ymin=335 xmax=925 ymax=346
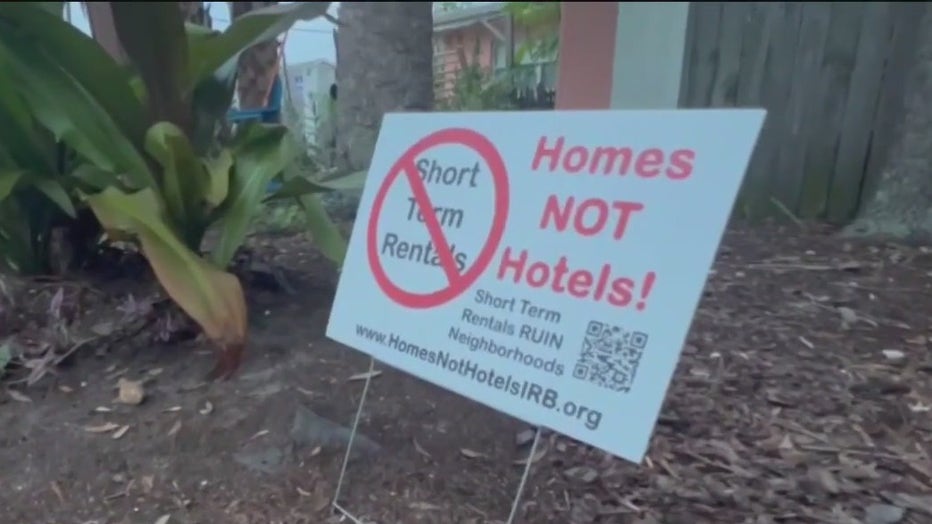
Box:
xmin=539 ymin=196 xmax=644 ymax=240
xmin=531 ymin=136 xmax=695 ymax=180
xmin=497 ymin=248 xmax=656 ymax=310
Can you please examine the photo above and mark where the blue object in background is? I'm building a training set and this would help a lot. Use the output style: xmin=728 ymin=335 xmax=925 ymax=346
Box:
xmin=227 ymin=75 xmax=283 ymax=125
xmin=227 ymin=76 xmax=285 ymax=195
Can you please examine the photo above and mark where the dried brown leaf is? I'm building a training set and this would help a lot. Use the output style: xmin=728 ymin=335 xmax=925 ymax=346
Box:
xmin=515 ymin=428 xmax=537 ymax=447
xmin=141 ymin=475 xmax=155 ymax=493
xmin=413 ymin=438 xmax=432 ymax=460
xmin=6 ymin=389 xmax=32 ymax=403
xmin=85 ymin=422 xmax=120 ymax=434
xmin=839 ymin=456 xmax=880 ymax=480
xmin=837 ymin=306 xmax=858 ymax=328
xmin=49 ymin=481 xmax=65 ymax=504
xmin=409 ymin=501 xmax=442 ymax=511
xmin=112 ymin=425 xmax=130 ymax=439
xmin=813 ymin=468 xmax=840 ymax=494
xmin=564 ymin=465 xmax=599 ymax=483
xmin=513 ymin=445 xmax=547 ymax=466
xmin=91 ymin=322 xmax=115 ymax=336
xmin=116 ymin=378 xmax=145 ymax=405
xmin=460 ymin=448 xmax=486 ymax=459
xmin=248 ymin=429 xmax=270 ymax=441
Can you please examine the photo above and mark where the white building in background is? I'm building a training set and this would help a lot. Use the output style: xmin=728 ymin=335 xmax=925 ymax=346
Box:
xmin=283 ymin=59 xmax=336 ymax=148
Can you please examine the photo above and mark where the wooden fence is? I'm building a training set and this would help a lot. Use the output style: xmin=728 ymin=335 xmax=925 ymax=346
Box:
xmin=679 ymin=2 xmax=924 ymax=223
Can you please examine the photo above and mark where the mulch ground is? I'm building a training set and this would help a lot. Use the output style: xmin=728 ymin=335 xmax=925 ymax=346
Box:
xmin=0 ymin=222 xmax=931 ymax=524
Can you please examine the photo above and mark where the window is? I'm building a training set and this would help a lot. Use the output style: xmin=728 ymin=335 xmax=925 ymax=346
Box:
xmin=492 ymin=40 xmax=508 ymax=72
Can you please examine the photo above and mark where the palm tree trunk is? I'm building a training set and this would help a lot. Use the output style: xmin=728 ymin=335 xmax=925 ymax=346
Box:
xmin=85 ymin=3 xmax=127 ymax=63
xmin=230 ymin=1 xmax=280 ymax=110
xmin=86 ymin=2 xmax=209 ymax=63
xmin=180 ymin=2 xmax=211 ymax=27
xmin=334 ymin=2 xmax=434 ymax=172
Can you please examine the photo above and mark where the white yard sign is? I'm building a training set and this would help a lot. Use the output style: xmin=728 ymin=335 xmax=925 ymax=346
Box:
xmin=327 ymin=109 xmax=765 ymax=462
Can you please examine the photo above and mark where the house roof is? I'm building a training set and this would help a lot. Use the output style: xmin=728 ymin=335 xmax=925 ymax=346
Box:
xmin=433 ymin=2 xmax=506 ymax=32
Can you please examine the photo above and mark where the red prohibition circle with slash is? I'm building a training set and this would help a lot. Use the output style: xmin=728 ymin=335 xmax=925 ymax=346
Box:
xmin=366 ymin=128 xmax=510 ymax=309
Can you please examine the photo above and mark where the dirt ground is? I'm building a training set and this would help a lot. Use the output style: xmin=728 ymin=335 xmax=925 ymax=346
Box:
xmin=1 ymin=223 xmax=931 ymax=524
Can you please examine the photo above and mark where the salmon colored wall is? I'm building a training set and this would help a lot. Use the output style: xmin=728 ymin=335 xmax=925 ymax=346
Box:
xmin=441 ymin=27 xmax=495 ymax=70
xmin=433 ymin=16 xmax=560 ymax=100
xmin=554 ymin=2 xmax=619 ymax=109
xmin=440 ymin=22 xmax=557 ymax=70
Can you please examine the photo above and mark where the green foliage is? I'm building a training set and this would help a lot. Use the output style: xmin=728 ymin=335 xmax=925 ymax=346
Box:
xmin=503 ymin=2 xmax=560 ymax=64
xmin=436 ymin=2 xmax=560 ymax=112
xmin=0 ymin=2 xmax=362 ymax=375
xmin=0 ymin=45 xmax=79 ymax=274
xmin=437 ymin=63 xmax=517 ymax=111
xmin=503 ymin=2 xmax=560 ymax=27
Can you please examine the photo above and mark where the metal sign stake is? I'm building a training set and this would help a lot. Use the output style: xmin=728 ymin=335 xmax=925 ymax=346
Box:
xmin=329 ymin=356 xmax=543 ymax=524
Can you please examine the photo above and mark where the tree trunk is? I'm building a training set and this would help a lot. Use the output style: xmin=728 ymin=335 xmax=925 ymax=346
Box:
xmin=85 ymin=3 xmax=127 ymax=63
xmin=334 ymin=2 xmax=434 ymax=172
xmin=230 ymin=1 xmax=280 ymax=110
xmin=87 ymin=3 xmax=209 ymax=62
xmin=845 ymin=5 xmax=932 ymax=243
xmin=179 ymin=2 xmax=211 ymax=27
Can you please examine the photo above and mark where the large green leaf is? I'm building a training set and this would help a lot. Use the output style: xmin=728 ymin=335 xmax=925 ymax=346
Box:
xmin=0 ymin=170 xmax=24 ymax=201
xmin=84 ymin=186 xmax=247 ymax=360
xmin=33 ymin=177 xmax=76 ymax=218
xmin=111 ymin=2 xmax=190 ymax=130
xmin=296 ymin=194 xmax=347 ymax=266
xmin=0 ymin=29 xmax=156 ymax=190
xmin=186 ymin=2 xmax=331 ymax=89
xmin=0 ymin=194 xmax=49 ymax=275
xmin=33 ymin=2 xmax=65 ymax=17
xmin=0 ymin=47 xmax=55 ymax=172
xmin=0 ymin=170 xmax=74 ymax=218
xmin=144 ymin=122 xmax=210 ymax=248
xmin=203 ymin=150 xmax=233 ymax=209
xmin=0 ymin=3 xmax=147 ymax=144
xmin=263 ymin=170 xmax=367 ymax=202
xmin=70 ymin=164 xmax=122 ymax=193
xmin=209 ymin=124 xmax=298 ymax=268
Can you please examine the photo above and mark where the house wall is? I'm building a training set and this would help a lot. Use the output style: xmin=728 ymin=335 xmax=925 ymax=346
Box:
xmin=433 ymin=14 xmax=560 ymax=101
xmin=284 ymin=60 xmax=336 ymax=147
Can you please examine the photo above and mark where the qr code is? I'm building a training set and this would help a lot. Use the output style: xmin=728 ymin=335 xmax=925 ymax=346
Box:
xmin=572 ymin=321 xmax=649 ymax=393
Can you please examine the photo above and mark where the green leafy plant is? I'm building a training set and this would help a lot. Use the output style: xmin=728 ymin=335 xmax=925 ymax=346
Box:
xmin=0 ymin=2 xmax=358 ymax=378
xmin=438 ymin=62 xmax=517 ymax=111
xmin=0 ymin=44 xmax=83 ymax=274
xmin=503 ymin=2 xmax=560 ymax=65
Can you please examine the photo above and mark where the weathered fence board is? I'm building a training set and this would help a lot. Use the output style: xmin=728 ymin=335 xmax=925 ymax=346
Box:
xmin=680 ymin=2 xmax=922 ymax=223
